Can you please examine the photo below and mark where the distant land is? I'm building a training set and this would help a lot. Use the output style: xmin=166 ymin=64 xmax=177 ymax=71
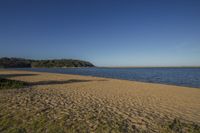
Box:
xmin=0 ymin=57 xmax=95 ymax=68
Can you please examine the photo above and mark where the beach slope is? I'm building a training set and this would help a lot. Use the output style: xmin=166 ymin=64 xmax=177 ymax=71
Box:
xmin=0 ymin=70 xmax=200 ymax=132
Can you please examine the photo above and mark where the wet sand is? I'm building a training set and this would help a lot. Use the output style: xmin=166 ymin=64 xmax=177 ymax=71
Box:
xmin=0 ymin=69 xmax=200 ymax=132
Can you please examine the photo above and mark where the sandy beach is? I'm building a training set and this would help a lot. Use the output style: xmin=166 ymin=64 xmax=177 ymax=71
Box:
xmin=0 ymin=69 xmax=200 ymax=133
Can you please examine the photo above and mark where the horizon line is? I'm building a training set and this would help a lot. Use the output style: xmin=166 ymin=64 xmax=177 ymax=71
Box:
xmin=98 ymin=66 xmax=200 ymax=68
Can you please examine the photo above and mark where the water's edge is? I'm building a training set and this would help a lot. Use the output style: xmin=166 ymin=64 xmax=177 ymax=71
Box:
xmin=2 ymin=67 xmax=200 ymax=88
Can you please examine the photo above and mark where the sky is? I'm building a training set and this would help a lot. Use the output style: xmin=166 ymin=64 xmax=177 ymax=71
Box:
xmin=0 ymin=0 xmax=200 ymax=67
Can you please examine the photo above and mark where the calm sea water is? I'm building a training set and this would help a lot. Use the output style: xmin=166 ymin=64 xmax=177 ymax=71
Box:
xmin=13 ymin=67 xmax=200 ymax=88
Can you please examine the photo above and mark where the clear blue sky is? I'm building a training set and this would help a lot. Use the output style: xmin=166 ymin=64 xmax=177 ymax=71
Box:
xmin=0 ymin=0 xmax=200 ymax=66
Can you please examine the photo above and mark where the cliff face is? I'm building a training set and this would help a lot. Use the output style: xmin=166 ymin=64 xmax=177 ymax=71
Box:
xmin=0 ymin=57 xmax=95 ymax=68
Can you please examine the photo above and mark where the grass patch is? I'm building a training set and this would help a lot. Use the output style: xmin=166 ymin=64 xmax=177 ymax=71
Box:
xmin=159 ymin=118 xmax=200 ymax=133
xmin=168 ymin=118 xmax=200 ymax=133
xmin=0 ymin=78 xmax=27 ymax=90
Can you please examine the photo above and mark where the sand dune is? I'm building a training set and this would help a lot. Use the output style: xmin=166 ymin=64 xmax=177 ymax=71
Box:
xmin=0 ymin=70 xmax=200 ymax=132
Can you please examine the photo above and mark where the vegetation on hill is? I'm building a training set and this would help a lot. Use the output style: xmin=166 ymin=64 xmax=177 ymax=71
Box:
xmin=0 ymin=58 xmax=31 ymax=68
xmin=0 ymin=57 xmax=95 ymax=68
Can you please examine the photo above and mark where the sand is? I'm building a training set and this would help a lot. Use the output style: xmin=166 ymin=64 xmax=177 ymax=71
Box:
xmin=0 ymin=69 xmax=200 ymax=132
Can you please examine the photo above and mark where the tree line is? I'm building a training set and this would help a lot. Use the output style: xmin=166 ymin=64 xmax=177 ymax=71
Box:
xmin=0 ymin=57 xmax=95 ymax=68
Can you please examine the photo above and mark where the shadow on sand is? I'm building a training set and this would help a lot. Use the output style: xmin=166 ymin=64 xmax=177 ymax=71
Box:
xmin=0 ymin=73 xmax=107 ymax=86
xmin=0 ymin=74 xmax=38 ymax=78
xmin=30 ymin=79 xmax=93 ymax=86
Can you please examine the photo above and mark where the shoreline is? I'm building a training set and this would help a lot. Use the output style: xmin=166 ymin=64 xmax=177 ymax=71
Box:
xmin=0 ymin=69 xmax=200 ymax=132
xmin=2 ymin=68 xmax=200 ymax=89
